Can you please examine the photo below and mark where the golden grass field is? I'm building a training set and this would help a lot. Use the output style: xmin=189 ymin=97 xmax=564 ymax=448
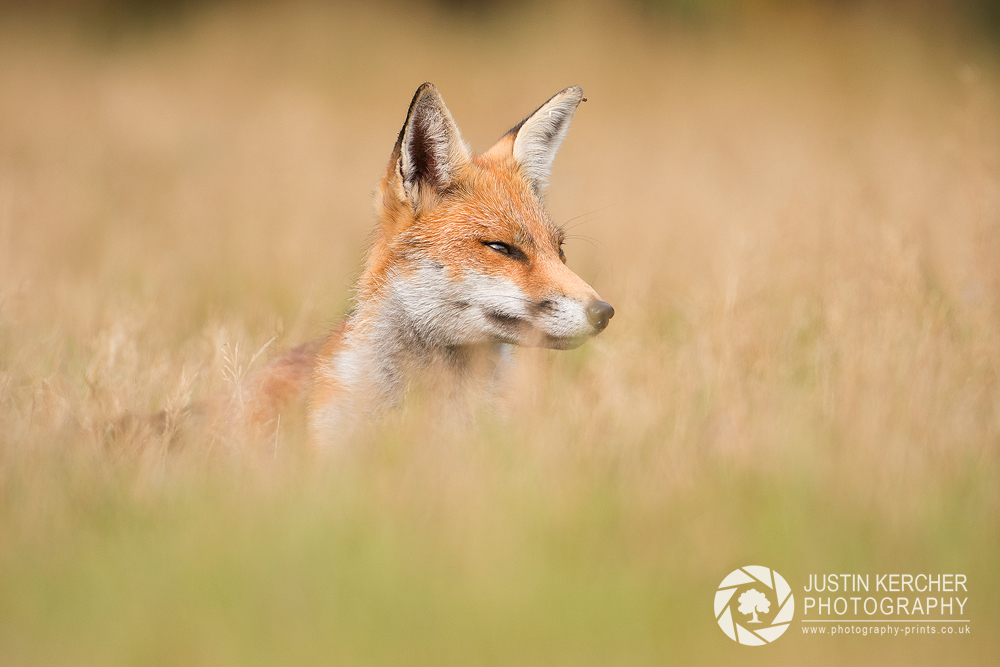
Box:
xmin=1 ymin=1 xmax=998 ymax=664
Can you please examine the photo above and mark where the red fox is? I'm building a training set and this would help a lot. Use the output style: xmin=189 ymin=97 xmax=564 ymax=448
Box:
xmin=239 ymin=83 xmax=613 ymax=446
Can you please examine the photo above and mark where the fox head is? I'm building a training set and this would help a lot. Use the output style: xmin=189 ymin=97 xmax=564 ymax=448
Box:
xmin=362 ymin=83 xmax=613 ymax=351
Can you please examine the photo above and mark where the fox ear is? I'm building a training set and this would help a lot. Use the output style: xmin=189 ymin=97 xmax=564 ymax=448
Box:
xmin=507 ymin=86 xmax=584 ymax=194
xmin=392 ymin=83 xmax=470 ymax=207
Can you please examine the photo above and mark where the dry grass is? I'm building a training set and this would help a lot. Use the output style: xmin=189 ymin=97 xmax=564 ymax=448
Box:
xmin=1 ymin=1 xmax=998 ymax=665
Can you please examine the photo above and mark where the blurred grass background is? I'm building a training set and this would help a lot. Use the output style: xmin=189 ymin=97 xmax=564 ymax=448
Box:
xmin=1 ymin=0 xmax=998 ymax=664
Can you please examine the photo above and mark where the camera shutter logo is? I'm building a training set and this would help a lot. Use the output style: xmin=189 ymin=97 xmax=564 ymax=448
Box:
xmin=715 ymin=566 xmax=794 ymax=645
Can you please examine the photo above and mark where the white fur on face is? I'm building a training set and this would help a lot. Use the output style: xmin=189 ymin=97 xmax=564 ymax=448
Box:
xmin=384 ymin=260 xmax=595 ymax=348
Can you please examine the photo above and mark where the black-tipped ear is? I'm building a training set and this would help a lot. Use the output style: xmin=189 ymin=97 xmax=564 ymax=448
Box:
xmin=506 ymin=86 xmax=584 ymax=194
xmin=393 ymin=83 xmax=470 ymax=206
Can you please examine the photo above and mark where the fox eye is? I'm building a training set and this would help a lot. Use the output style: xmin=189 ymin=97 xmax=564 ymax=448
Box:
xmin=558 ymin=244 xmax=566 ymax=262
xmin=482 ymin=240 xmax=528 ymax=262
xmin=484 ymin=241 xmax=513 ymax=255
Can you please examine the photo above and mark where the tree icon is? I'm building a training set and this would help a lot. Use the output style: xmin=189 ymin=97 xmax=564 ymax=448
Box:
xmin=738 ymin=589 xmax=771 ymax=623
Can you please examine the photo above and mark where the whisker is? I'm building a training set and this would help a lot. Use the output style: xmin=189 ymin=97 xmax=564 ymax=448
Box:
xmin=560 ymin=204 xmax=616 ymax=232
xmin=565 ymin=234 xmax=609 ymax=251
xmin=592 ymin=266 xmax=605 ymax=286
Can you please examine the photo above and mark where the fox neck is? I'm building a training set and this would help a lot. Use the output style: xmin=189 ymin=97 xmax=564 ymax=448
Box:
xmin=342 ymin=291 xmax=512 ymax=417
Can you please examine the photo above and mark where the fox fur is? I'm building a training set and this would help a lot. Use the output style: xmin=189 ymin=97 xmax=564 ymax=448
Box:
xmin=239 ymin=83 xmax=613 ymax=447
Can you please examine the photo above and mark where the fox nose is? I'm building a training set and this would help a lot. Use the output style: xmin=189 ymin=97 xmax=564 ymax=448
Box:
xmin=586 ymin=300 xmax=614 ymax=331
